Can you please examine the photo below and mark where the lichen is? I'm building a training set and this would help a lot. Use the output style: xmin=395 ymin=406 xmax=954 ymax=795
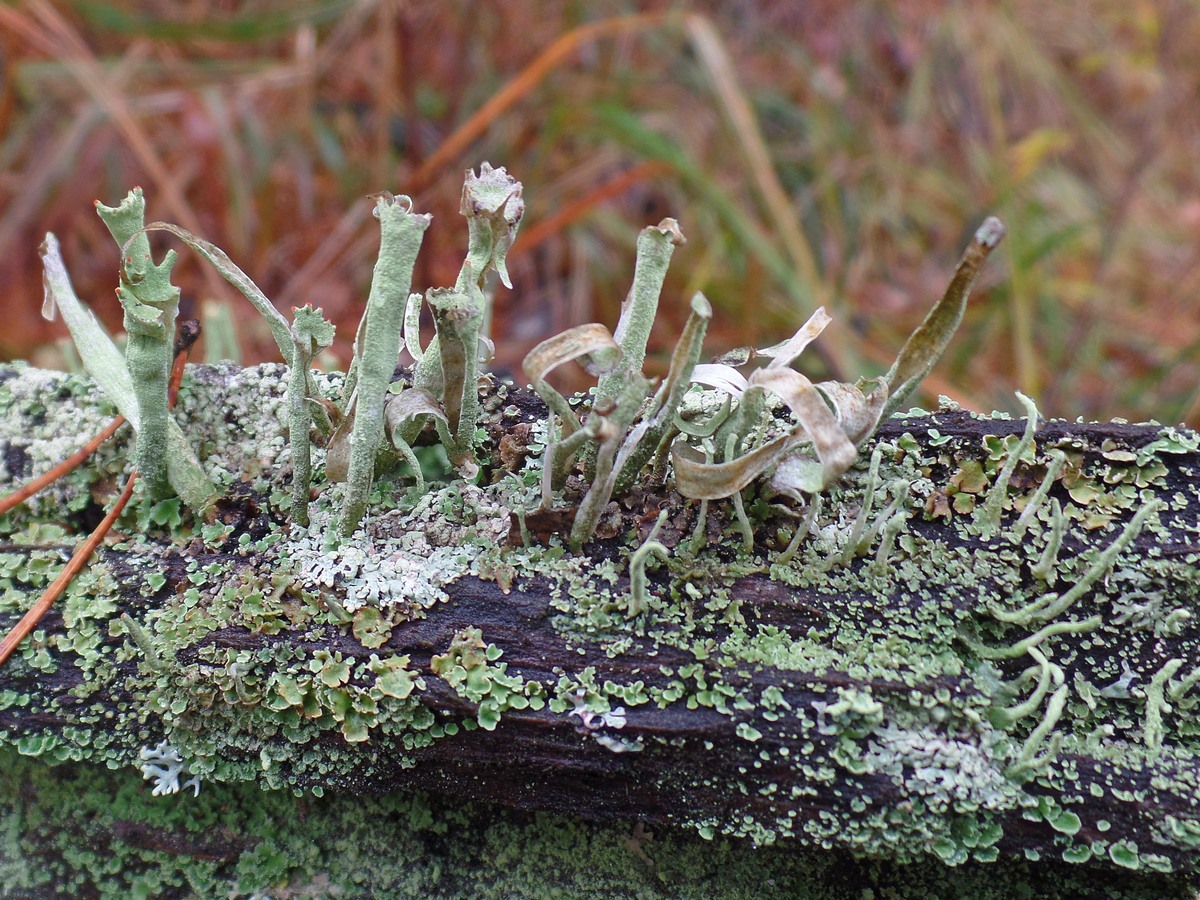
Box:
xmin=4 ymin=206 xmax=1200 ymax=882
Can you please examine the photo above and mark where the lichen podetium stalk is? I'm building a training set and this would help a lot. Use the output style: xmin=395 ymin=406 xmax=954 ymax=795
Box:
xmin=95 ymin=189 xmax=180 ymax=500
xmin=339 ymin=194 xmax=431 ymax=539
xmin=289 ymin=306 xmax=336 ymax=527
xmin=594 ymin=219 xmax=683 ymax=407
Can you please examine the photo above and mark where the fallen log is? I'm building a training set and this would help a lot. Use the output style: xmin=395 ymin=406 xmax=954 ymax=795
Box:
xmin=1 ymin=361 xmax=1199 ymax=895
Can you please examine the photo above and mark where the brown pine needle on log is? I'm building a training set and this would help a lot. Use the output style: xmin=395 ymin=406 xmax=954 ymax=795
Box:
xmin=0 ymin=471 xmax=137 ymax=666
xmin=0 ymin=416 xmax=125 ymax=517
xmin=0 ymin=320 xmax=199 ymax=667
xmin=0 ymin=321 xmax=200 ymax=517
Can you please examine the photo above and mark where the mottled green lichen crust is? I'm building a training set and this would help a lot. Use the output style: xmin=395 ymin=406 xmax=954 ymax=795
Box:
xmin=2 ymin=362 xmax=1200 ymax=886
xmin=4 ymin=749 xmax=1189 ymax=899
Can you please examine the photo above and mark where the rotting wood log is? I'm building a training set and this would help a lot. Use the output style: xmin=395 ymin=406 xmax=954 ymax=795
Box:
xmin=1 ymin=361 xmax=1199 ymax=895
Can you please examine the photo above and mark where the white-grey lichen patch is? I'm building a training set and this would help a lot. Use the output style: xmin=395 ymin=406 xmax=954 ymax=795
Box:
xmin=569 ymin=691 xmax=643 ymax=753
xmin=285 ymin=481 xmax=511 ymax=613
xmin=289 ymin=519 xmax=454 ymax=613
xmin=860 ymin=721 xmax=1014 ymax=813
xmin=0 ymin=366 xmax=124 ymax=512
xmin=138 ymin=739 xmax=201 ymax=797
xmin=174 ymin=362 xmax=292 ymax=480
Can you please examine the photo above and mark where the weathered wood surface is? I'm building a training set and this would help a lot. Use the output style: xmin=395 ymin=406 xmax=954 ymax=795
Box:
xmin=1 ymin=362 xmax=1199 ymax=888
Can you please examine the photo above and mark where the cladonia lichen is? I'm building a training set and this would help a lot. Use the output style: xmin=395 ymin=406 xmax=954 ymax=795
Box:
xmin=5 ymin=177 xmax=1200 ymax=880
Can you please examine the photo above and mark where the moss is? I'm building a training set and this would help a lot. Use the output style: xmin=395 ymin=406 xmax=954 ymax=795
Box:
xmin=2 ymin=748 xmax=1190 ymax=899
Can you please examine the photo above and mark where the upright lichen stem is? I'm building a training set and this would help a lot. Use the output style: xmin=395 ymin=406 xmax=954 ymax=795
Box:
xmin=339 ymin=194 xmax=431 ymax=539
xmin=426 ymin=284 xmax=484 ymax=472
xmin=411 ymin=165 xmax=524 ymax=469
xmin=289 ymin=306 xmax=336 ymax=527
xmin=96 ymin=188 xmax=180 ymax=499
xmin=595 ymin=219 xmax=684 ymax=406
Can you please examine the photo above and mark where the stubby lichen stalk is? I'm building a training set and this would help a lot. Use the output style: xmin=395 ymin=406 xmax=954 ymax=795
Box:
xmin=289 ymin=306 xmax=336 ymax=526
xmin=339 ymin=195 xmax=431 ymax=539
xmin=95 ymin=189 xmax=180 ymax=500
xmin=425 ymin=285 xmax=484 ymax=472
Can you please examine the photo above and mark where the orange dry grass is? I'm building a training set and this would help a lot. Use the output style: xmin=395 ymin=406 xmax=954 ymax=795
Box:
xmin=1 ymin=2 xmax=1198 ymax=423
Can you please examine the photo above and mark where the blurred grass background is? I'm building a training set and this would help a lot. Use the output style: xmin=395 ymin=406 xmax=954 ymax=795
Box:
xmin=2 ymin=0 xmax=1199 ymax=424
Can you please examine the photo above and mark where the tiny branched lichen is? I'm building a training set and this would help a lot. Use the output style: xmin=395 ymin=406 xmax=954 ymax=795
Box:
xmin=138 ymin=739 xmax=201 ymax=797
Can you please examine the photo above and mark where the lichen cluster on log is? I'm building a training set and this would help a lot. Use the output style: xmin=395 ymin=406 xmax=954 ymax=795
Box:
xmin=1 ymin=361 xmax=1199 ymax=896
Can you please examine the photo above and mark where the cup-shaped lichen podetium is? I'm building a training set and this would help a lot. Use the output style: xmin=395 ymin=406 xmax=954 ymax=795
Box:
xmin=338 ymin=194 xmax=431 ymax=540
xmin=95 ymin=188 xmax=181 ymax=500
xmin=411 ymin=164 xmax=524 ymax=419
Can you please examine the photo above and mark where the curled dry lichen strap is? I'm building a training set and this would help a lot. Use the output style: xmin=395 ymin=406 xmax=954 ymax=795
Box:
xmin=524 ymin=323 xmax=622 ymax=436
xmin=403 ymin=291 xmax=425 ymax=363
xmin=96 ymin=190 xmax=181 ymax=499
xmin=811 ymin=377 xmax=888 ymax=446
xmin=135 ymin=222 xmax=294 ymax=360
xmin=39 ymin=234 xmax=138 ymax=420
xmin=385 ymin=388 xmax=447 ymax=495
xmin=339 ymin=195 xmax=432 ymax=539
xmin=883 ymin=216 xmax=1007 ymax=419
xmin=710 ymin=307 xmax=831 ymax=456
xmin=760 ymin=306 xmax=832 ymax=370
xmin=673 ymin=428 xmax=807 ymax=501
xmin=671 ymin=366 xmax=853 ymax=501
xmin=39 ymin=232 xmax=216 ymax=514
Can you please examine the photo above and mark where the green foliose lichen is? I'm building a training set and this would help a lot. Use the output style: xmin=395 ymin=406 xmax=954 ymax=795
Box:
xmin=3 ymin=359 xmax=1200 ymax=878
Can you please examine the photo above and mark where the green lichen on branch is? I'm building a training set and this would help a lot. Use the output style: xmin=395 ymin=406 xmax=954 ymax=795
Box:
xmin=7 ymin=179 xmax=1200 ymax=889
xmin=1 ymin=362 xmax=1200 ymax=884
